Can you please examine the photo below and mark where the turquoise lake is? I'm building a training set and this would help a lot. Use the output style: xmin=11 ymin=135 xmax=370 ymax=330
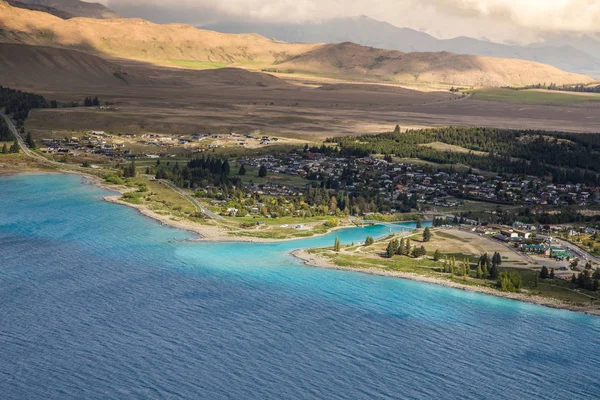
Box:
xmin=1 ymin=173 xmax=599 ymax=399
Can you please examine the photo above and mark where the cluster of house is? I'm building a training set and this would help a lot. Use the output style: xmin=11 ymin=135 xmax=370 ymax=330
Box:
xmin=239 ymin=153 xmax=600 ymax=210
xmin=473 ymin=222 xmax=577 ymax=261
xmin=247 ymin=183 xmax=302 ymax=197
xmin=41 ymin=131 xmax=130 ymax=158
xmin=518 ymin=243 xmax=574 ymax=261
xmin=198 ymin=132 xmax=281 ymax=148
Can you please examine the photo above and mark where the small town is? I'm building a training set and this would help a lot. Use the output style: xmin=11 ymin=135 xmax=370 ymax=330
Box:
xmin=239 ymin=152 xmax=599 ymax=210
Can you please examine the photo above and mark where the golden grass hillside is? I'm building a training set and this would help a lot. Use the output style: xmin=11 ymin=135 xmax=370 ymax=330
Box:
xmin=0 ymin=42 xmax=137 ymax=90
xmin=0 ymin=1 xmax=317 ymax=67
xmin=0 ymin=1 xmax=593 ymax=87
xmin=276 ymin=42 xmax=594 ymax=87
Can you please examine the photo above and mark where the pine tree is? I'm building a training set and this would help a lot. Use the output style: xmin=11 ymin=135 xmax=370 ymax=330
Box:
xmin=433 ymin=249 xmax=441 ymax=262
xmin=489 ymin=263 xmax=499 ymax=280
xmin=365 ymin=236 xmax=374 ymax=246
xmin=333 ymin=237 xmax=341 ymax=252
xmin=482 ymin=264 xmax=489 ymax=280
xmin=238 ymin=164 xmax=246 ymax=176
xmin=386 ymin=239 xmax=398 ymax=258
xmin=416 ymin=218 xmax=422 ymax=229
xmin=405 ymin=239 xmax=411 ymax=256
xmin=398 ymin=238 xmax=405 ymax=255
xmin=476 ymin=261 xmax=483 ymax=279
xmin=25 ymin=132 xmax=36 ymax=148
xmin=492 ymin=252 xmax=502 ymax=266
xmin=423 ymin=227 xmax=432 ymax=242
xmin=539 ymin=266 xmax=549 ymax=279
xmin=123 ymin=161 xmax=136 ymax=178
xmin=221 ymin=160 xmax=230 ymax=177
xmin=9 ymin=139 xmax=19 ymax=153
xmin=393 ymin=124 xmax=401 ymax=134
xmin=258 ymin=165 xmax=267 ymax=178
xmin=549 ymin=268 xmax=555 ymax=279
xmin=1 ymin=143 xmax=7 ymax=154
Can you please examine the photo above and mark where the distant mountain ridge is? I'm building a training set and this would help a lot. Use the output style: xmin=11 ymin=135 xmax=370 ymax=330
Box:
xmin=7 ymin=0 xmax=73 ymax=18
xmin=14 ymin=0 xmax=119 ymax=19
xmin=276 ymin=42 xmax=593 ymax=88
xmin=0 ymin=1 xmax=593 ymax=88
xmin=204 ymin=16 xmax=600 ymax=77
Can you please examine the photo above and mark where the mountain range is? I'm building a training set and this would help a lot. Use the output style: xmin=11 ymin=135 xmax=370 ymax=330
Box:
xmin=8 ymin=0 xmax=119 ymax=19
xmin=204 ymin=16 xmax=600 ymax=78
xmin=0 ymin=0 xmax=594 ymax=89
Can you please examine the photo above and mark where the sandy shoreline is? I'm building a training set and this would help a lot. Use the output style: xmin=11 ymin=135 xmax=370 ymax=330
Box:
xmin=103 ymin=194 xmax=372 ymax=243
xmin=2 ymin=168 xmax=373 ymax=243
xmin=291 ymin=249 xmax=600 ymax=316
xmin=4 ymin=168 xmax=599 ymax=316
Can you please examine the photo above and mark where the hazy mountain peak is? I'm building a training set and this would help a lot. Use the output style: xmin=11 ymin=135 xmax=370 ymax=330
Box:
xmin=15 ymin=0 xmax=120 ymax=19
xmin=204 ymin=16 xmax=600 ymax=77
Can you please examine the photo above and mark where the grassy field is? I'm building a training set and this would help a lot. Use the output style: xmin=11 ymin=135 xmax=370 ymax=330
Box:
xmin=169 ymin=59 xmax=231 ymax=69
xmin=504 ymin=267 xmax=597 ymax=305
xmin=312 ymin=229 xmax=599 ymax=307
xmin=418 ymin=142 xmax=487 ymax=156
xmin=238 ymin=165 xmax=308 ymax=187
xmin=471 ymin=88 xmax=600 ymax=104
xmin=116 ymin=176 xmax=199 ymax=217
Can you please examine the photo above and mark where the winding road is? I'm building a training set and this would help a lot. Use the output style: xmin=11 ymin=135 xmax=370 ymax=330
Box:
xmin=2 ymin=110 xmax=36 ymax=158
xmin=3 ymin=110 xmax=222 ymax=221
xmin=160 ymin=179 xmax=224 ymax=221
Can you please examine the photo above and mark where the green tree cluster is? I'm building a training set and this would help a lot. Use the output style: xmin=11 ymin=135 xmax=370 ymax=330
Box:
xmin=497 ymin=272 xmax=523 ymax=292
xmin=423 ymin=227 xmax=432 ymax=242
xmin=333 ymin=237 xmax=341 ymax=252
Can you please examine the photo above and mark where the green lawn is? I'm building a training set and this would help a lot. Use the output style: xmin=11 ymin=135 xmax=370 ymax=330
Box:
xmin=238 ymin=165 xmax=309 ymax=187
xmin=471 ymin=88 xmax=600 ymax=104
xmin=501 ymin=267 xmax=597 ymax=305
xmin=169 ymin=59 xmax=231 ymax=69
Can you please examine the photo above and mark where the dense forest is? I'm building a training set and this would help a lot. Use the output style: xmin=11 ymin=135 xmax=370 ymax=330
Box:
xmin=0 ymin=116 xmax=13 ymax=141
xmin=509 ymin=83 xmax=600 ymax=93
xmin=0 ymin=86 xmax=52 ymax=124
xmin=548 ymin=83 xmax=600 ymax=93
xmin=323 ymin=127 xmax=600 ymax=185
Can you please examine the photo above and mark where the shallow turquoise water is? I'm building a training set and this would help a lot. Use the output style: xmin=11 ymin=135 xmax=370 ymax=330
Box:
xmin=1 ymin=174 xmax=599 ymax=399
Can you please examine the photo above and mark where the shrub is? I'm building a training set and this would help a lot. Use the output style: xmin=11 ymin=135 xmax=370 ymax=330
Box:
xmin=104 ymin=174 xmax=124 ymax=185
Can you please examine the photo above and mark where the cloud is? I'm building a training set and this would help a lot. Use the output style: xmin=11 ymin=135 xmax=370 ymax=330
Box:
xmin=422 ymin=0 xmax=600 ymax=33
xmin=99 ymin=0 xmax=600 ymax=41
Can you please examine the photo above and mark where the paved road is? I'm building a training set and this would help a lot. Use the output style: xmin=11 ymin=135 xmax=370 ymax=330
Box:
xmin=160 ymin=179 xmax=224 ymax=221
xmin=2 ymin=110 xmax=92 ymax=173
xmin=2 ymin=110 xmax=40 ymax=160
xmin=3 ymin=110 xmax=224 ymax=222
xmin=552 ymin=237 xmax=600 ymax=265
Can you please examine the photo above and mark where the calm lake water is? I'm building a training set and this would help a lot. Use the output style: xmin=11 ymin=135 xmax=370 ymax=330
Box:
xmin=1 ymin=174 xmax=599 ymax=399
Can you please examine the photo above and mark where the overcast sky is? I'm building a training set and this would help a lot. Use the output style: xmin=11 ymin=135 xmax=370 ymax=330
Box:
xmin=99 ymin=0 xmax=600 ymax=44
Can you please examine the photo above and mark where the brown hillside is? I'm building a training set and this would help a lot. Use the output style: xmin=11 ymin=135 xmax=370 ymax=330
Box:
xmin=0 ymin=42 xmax=289 ymax=94
xmin=0 ymin=42 xmax=137 ymax=90
xmin=0 ymin=2 xmax=592 ymax=87
xmin=17 ymin=0 xmax=119 ymax=19
xmin=0 ymin=1 xmax=317 ymax=66
xmin=7 ymin=0 xmax=74 ymax=19
xmin=277 ymin=42 xmax=593 ymax=87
